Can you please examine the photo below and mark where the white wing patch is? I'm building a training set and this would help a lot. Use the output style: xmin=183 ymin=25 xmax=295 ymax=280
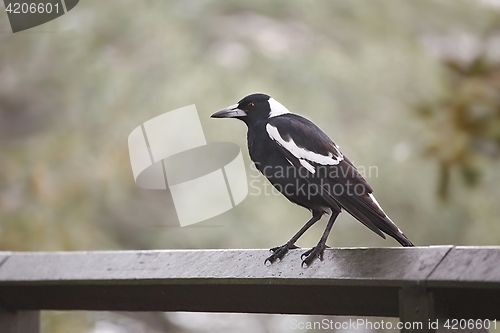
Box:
xmin=368 ymin=193 xmax=405 ymax=235
xmin=268 ymin=98 xmax=291 ymax=118
xmin=299 ymin=159 xmax=315 ymax=173
xmin=368 ymin=193 xmax=385 ymax=214
xmin=266 ymin=123 xmax=344 ymax=174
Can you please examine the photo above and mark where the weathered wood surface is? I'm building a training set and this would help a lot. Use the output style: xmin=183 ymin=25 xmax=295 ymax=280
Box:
xmin=0 ymin=246 xmax=498 ymax=319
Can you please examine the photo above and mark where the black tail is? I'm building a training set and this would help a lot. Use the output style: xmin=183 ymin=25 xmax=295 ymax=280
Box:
xmin=321 ymin=188 xmax=415 ymax=247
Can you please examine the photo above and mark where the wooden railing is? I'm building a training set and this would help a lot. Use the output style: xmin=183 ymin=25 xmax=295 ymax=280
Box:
xmin=0 ymin=246 xmax=499 ymax=332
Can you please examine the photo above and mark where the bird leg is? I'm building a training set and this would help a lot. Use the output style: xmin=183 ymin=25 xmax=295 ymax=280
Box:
xmin=265 ymin=212 xmax=324 ymax=265
xmin=301 ymin=210 xmax=340 ymax=267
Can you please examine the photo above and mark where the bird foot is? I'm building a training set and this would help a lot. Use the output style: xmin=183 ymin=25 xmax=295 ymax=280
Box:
xmin=301 ymin=244 xmax=330 ymax=267
xmin=264 ymin=243 xmax=299 ymax=265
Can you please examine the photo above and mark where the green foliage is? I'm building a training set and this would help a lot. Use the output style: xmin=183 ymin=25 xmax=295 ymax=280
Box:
xmin=417 ymin=53 xmax=500 ymax=200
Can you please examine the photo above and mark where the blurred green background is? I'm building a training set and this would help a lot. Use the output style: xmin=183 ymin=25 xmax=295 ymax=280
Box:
xmin=1 ymin=0 xmax=500 ymax=332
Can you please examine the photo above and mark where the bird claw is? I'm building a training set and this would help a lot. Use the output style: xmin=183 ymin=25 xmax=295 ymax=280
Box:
xmin=301 ymin=244 xmax=328 ymax=268
xmin=265 ymin=243 xmax=299 ymax=265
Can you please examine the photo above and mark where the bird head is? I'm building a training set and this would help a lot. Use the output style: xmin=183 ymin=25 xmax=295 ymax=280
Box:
xmin=211 ymin=93 xmax=290 ymax=124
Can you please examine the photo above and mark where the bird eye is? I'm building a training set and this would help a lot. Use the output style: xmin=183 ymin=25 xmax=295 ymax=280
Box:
xmin=248 ymin=102 xmax=254 ymax=108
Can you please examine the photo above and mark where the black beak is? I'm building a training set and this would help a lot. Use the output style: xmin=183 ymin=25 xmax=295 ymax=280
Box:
xmin=211 ymin=104 xmax=247 ymax=118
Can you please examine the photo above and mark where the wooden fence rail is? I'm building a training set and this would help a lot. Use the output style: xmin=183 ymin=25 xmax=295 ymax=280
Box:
xmin=0 ymin=246 xmax=499 ymax=333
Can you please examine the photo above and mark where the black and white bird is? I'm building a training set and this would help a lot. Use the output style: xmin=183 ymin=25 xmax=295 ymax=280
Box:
xmin=211 ymin=93 xmax=413 ymax=267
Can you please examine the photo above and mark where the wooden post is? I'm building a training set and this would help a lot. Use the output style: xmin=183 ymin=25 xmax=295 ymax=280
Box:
xmin=399 ymin=286 xmax=488 ymax=333
xmin=0 ymin=309 xmax=39 ymax=333
xmin=400 ymin=286 xmax=436 ymax=333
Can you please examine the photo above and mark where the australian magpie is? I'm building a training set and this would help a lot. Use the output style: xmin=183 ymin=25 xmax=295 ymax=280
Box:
xmin=211 ymin=93 xmax=414 ymax=267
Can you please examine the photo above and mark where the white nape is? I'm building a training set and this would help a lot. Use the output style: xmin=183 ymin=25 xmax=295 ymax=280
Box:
xmin=268 ymin=98 xmax=291 ymax=118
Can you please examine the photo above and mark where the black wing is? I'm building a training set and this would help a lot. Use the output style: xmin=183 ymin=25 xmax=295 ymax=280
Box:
xmin=267 ymin=114 xmax=413 ymax=246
